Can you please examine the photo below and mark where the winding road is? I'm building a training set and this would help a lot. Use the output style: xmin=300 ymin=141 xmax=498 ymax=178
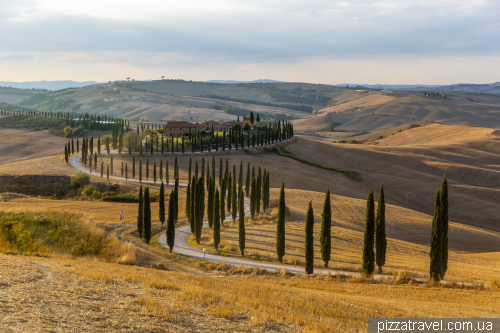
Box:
xmin=70 ymin=150 xmax=370 ymax=277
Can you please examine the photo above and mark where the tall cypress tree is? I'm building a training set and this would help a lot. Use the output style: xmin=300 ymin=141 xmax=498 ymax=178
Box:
xmin=375 ymin=184 xmax=387 ymax=274
xmin=207 ymin=177 xmax=213 ymax=228
xmin=213 ymin=188 xmax=220 ymax=251
xmin=137 ymin=186 xmax=144 ymax=238
xmin=195 ymin=177 xmax=203 ymax=243
xmin=144 ymin=188 xmax=151 ymax=243
xmin=125 ymin=163 xmax=128 ymax=180
xmin=256 ymin=167 xmax=262 ymax=215
xmin=174 ymin=176 xmax=179 ymax=222
xmin=250 ymin=177 xmax=256 ymax=218
xmin=139 ymin=161 xmax=142 ymax=182
xmin=154 ymin=163 xmax=157 ymax=183
xmin=146 ymin=159 xmax=149 ymax=180
xmin=305 ymin=200 xmax=314 ymax=274
xmin=362 ymin=190 xmax=375 ymax=275
xmin=227 ymin=173 xmax=232 ymax=213
xmin=430 ymin=189 xmax=442 ymax=281
xmin=238 ymin=160 xmax=243 ymax=187
xmin=159 ymin=160 xmax=163 ymax=181
xmin=132 ymin=156 xmax=136 ymax=179
xmin=231 ymin=178 xmax=237 ymax=223
xmin=159 ymin=182 xmax=165 ymax=227
xmin=220 ymin=178 xmax=226 ymax=225
xmin=189 ymin=176 xmax=196 ymax=234
xmin=245 ymin=162 xmax=250 ymax=196
xmin=186 ymin=182 xmax=191 ymax=224
xmin=320 ymin=189 xmax=332 ymax=268
xmin=166 ymin=190 xmax=175 ymax=252
xmin=101 ymin=161 xmax=104 ymax=178
xmin=238 ymin=186 xmax=245 ymax=256
xmin=440 ymin=176 xmax=449 ymax=279
xmin=166 ymin=161 xmax=169 ymax=185
xmin=276 ymin=182 xmax=286 ymax=263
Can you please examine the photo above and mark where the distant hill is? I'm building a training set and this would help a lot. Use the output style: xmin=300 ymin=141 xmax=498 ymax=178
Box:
xmin=336 ymin=82 xmax=500 ymax=94
xmin=205 ymin=79 xmax=283 ymax=84
xmin=0 ymin=81 xmax=101 ymax=91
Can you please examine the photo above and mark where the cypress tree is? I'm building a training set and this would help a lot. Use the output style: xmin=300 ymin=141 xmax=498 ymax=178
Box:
xmin=219 ymin=158 xmax=223 ymax=187
xmin=305 ymin=200 xmax=314 ymax=274
xmin=189 ymin=176 xmax=196 ymax=234
xmin=430 ymin=189 xmax=442 ymax=281
xmin=97 ymin=137 xmax=101 ymax=154
xmin=276 ymin=182 xmax=286 ymax=263
xmin=220 ymin=178 xmax=226 ymax=225
xmin=188 ymin=157 xmax=192 ymax=184
xmin=206 ymin=164 xmax=210 ymax=189
xmin=139 ymin=161 xmax=142 ymax=182
xmin=231 ymin=178 xmax=237 ymax=223
xmin=256 ymin=167 xmax=261 ymax=215
xmin=207 ymin=177 xmax=213 ymax=228
xmin=239 ymin=160 xmax=243 ymax=187
xmin=146 ymin=159 xmax=149 ymax=180
xmin=186 ymin=182 xmax=191 ymax=223
xmin=111 ymin=155 xmax=113 ymax=175
xmin=362 ymin=190 xmax=375 ymax=275
xmin=238 ymin=186 xmax=245 ymax=256
xmin=166 ymin=190 xmax=176 ymax=252
xmin=440 ymin=176 xmax=449 ymax=279
xmin=201 ymin=157 xmax=205 ymax=188
xmin=132 ymin=156 xmax=136 ymax=179
xmin=245 ymin=162 xmax=250 ymax=196
xmin=125 ymin=163 xmax=128 ymax=180
xmin=101 ymin=161 xmax=104 ymax=178
xmin=159 ymin=182 xmax=165 ymax=227
xmin=71 ymin=138 xmax=74 ymax=154
xmin=159 ymin=160 xmax=163 ymax=181
xmin=195 ymin=161 xmax=198 ymax=179
xmin=174 ymin=176 xmax=179 ymax=222
xmin=375 ymin=184 xmax=387 ymax=274
xmin=250 ymin=177 xmax=256 ymax=218
xmin=64 ymin=145 xmax=68 ymax=163
xmin=154 ymin=163 xmax=157 ymax=183
xmin=137 ymin=186 xmax=143 ymax=238
xmin=227 ymin=173 xmax=232 ymax=213
xmin=121 ymin=162 xmax=124 ymax=177
xmin=225 ymin=159 xmax=229 ymax=187
xmin=195 ymin=177 xmax=203 ymax=243
xmin=107 ymin=164 xmax=109 ymax=180
xmin=320 ymin=189 xmax=332 ymax=268
xmin=213 ymin=188 xmax=220 ymax=251
xmin=144 ymin=187 xmax=151 ymax=244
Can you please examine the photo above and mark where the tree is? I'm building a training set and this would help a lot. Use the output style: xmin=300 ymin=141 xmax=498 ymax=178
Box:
xmin=189 ymin=176 xmax=196 ymax=234
xmin=238 ymin=160 xmax=243 ymax=187
xmin=154 ymin=163 xmax=157 ymax=183
xmin=245 ymin=162 xmax=250 ymax=196
xmin=174 ymin=176 xmax=179 ymax=222
xmin=256 ymin=167 xmax=262 ymax=215
xmin=195 ymin=177 xmax=203 ymax=243
xmin=256 ymin=113 xmax=260 ymax=123
xmin=159 ymin=182 xmax=165 ymax=227
xmin=250 ymin=111 xmax=254 ymax=124
xmin=440 ymin=176 xmax=449 ymax=279
xmin=362 ymin=190 xmax=375 ymax=275
xmin=320 ymin=189 xmax=332 ymax=268
xmin=250 ymin=177 xmax=256 ymax=218
xmin=305 ymin=200 xmax=314 ymax=274
xmin=166 ymin=190 xmax=175 ymax=252
xmin=213 ymin=188 xmax=220 ymax=251
xmin=207 ymin=177 xmax=213 ymax=228
xmin=188 ymin=157 xmax=192 ymax=184
xmin=143 ymin=187 xmax=152 ymax=243
xmin=227 ymin=173 xmax=232 ymax=213
xmin=276 ymin=182 xmax=286 ymax=263
xmin=231 ymin=178 xmax=237 ymax=223
xmin=137 ymin=186 xmax=144 ymax=238
xmin=220 ymin=178 xmax=226 ymax=225
xmin=430 ymin=189 xmax=442 ymax=281
xmin=238 ymin=186 xmax=245 ymax=256
xmin=132 ymin=156 xmax=136 ymax=179
xmin=375 ymin=184 xmax=387 ymax=274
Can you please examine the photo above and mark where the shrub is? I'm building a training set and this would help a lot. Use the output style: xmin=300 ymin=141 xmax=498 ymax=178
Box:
xmin=408 ymin=123 xmax=421 ymax=129
xmin=71 ymin=172 xmax=90 ymax=188
xmin=91 ymin=190 xmax=101 ymax=200
xmin=83 ymin=185 xmax=98 ymax=196
xmin=73 ymin=125 xmax=84 ymax=136
xmin=64 ymin=126 xmax=72 ymax=134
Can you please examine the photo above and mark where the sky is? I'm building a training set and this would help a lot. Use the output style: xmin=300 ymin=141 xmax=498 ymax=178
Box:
xmin=0 ymin=0 xmax=499 ymax=84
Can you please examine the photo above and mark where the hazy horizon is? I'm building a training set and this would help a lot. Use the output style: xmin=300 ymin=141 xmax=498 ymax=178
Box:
xmin=1 ymin=0 xmax=498 ymax=84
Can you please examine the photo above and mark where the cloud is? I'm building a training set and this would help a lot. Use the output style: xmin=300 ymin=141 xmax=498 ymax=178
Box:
xmin=0 ymin=54 xmax=34 ymax=61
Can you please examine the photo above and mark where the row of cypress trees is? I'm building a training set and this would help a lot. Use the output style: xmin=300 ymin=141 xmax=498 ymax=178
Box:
xmin=362 ymin=185 xmax=387 ymax=275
